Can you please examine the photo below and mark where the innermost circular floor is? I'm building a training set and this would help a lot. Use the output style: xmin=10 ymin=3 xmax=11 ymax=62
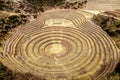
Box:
xmin=45 ymin=43 xmax=67 ymax=57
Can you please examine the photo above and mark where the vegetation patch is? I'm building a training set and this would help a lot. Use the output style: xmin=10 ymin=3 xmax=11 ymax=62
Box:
xmin=91 ymin=12 xmax=120 ymax=49
xmin=0 ymin=11 xmax=29 ymax=46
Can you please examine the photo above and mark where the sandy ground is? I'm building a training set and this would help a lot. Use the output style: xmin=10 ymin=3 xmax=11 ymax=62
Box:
xmin=85 ymin=0 xmax=120 ymax=10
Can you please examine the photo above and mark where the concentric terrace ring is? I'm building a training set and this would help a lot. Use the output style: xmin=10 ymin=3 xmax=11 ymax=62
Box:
xmin=0 ymin=10 xmax=119 ymax=80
